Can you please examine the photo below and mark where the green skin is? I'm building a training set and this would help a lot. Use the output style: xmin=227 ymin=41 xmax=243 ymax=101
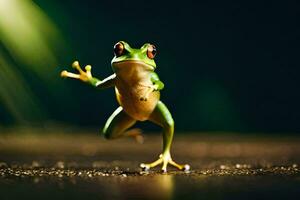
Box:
xmin=61 ymin=41 xmax=189 ymax=172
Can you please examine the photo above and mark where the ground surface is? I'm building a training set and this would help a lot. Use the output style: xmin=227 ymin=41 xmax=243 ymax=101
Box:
xmin=0 ymin=130 xmax=300 ymax=200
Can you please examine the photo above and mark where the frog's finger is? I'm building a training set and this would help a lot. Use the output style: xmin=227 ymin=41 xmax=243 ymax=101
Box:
xmin=72 ymin=61 xmax=85 ymax=74
xmin=140 ymin=87 xmax=154 ymax=101
xmin=85 ymin=65 xmax=92 ymax=77
xmin=138 ymin=83 xmax=155 ymax=89
xmin=61 ymin=70 xmax=80 ymax=79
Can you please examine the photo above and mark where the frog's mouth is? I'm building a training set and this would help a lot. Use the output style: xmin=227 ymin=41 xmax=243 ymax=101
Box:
xmin=113 ymin=60 xmax=155 ymax=71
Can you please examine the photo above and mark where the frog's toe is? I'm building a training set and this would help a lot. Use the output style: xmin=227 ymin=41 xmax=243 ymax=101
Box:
xmin=140 ymin=163 xmax=150 ymax=171
xmin=183 ymin=164 xmax=191 ymax=172
xmin=140 ymin=154 xmax=189 ymax=173
xmin=169 ymin=159 xmax=190 ymax=171
xmin=161 ymin=168 xmax=167 ymax=173
xmin=140 ymin=156 xmax=163 ymax=171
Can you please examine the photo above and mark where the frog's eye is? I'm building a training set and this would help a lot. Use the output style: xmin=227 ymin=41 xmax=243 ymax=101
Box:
xmin=114 ymin=42 xmax=125 ymax=57
xmin=147 ymin=44 xmax=157 ymax=59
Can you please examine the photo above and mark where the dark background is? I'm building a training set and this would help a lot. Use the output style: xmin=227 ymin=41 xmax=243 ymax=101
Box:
xmin=0 ymin=0 xmax=299 ymax=133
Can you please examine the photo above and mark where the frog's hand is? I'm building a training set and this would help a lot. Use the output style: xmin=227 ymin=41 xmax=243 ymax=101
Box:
xmin=151 ymin=72 xmax=164 ymax=91
xmin=139 ymin=84 xmax=158 ymax=101
xmin=138 ymin=72 xmax=164 ymax=101
xmin=61 ymin=61 xmax=100 ymax=87
xmin=61 ymin=60 xmax=93 ymax=81
xmin=139 ymin=72 xmax=164 ymax=101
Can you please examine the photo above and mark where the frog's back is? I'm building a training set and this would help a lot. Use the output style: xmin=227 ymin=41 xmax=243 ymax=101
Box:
xmin=113 ymin=61 xmax=160 ymax=121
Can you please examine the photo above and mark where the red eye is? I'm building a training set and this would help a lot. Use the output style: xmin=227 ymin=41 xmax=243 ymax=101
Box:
xmin=147 ymin=44 xmax=157 ymax=59
xmin=114 ymin=42 xmax=124 ymax=57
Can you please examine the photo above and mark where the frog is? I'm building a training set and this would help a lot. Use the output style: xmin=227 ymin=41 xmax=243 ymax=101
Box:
xmin=61 ymin=41 xmax=190 ymax=172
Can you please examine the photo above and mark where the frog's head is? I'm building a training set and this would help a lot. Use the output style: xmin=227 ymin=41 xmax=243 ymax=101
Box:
xmin=111 ymin=41 xmax=157 ymax=72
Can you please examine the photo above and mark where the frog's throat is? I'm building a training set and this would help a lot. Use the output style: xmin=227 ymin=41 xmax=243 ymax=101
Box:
xmin=112 ymin=60 xmax=155 ymax=71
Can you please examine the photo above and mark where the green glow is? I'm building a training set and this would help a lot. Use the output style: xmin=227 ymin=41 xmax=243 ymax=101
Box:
xmin=0 ymin=53 xmax=45 ymax=122
xmin=0 ymin=0 xmax=62 ymax=75
xmin=0 ymin=0 xmax=65 ymax=124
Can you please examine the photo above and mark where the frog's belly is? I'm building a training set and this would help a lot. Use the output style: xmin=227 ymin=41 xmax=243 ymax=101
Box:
xmin=115 ymin=84 xmax=160 ymax=121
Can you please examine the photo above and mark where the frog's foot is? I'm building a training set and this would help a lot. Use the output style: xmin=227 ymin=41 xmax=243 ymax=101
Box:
xmin=61 ymin=61 xmax=93 ymax=82
xmin=124 ymin=128 xmax=144 ymax=144
xmin=140 ymin=153 xmax=190 ymax=173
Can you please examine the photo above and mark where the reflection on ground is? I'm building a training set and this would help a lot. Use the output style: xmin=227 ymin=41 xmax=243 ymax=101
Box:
xmin=0 ymin=131 xmax=300 ymax=199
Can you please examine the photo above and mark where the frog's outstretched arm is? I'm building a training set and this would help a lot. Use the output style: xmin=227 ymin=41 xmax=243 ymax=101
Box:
xmin=61 ymin=61 xmax=115 ymax=89
xmin=94 ymin=74 xmax=116 ymax=89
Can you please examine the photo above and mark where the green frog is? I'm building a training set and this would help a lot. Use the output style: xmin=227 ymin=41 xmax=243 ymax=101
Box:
xmin=61 ymin=41 xmax=190 ymax=172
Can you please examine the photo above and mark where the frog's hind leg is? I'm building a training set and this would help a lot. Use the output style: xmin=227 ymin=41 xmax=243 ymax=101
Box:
xmin=140 ymin=101 xmax=190 ymax=172
xmin=103 ymin=106 xmax=142 ymax=141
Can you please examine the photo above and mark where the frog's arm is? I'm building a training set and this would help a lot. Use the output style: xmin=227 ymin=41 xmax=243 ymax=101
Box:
xmin=151 ymin=72 xmax=164 ymax=91
xmin=93 ymin=74 xmax=116 ymax=89
xmin=61 ymin=61 xmax=115 ymax=89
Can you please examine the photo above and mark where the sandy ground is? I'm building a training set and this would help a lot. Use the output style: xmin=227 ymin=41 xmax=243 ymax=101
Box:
xmin=0 ymin=131 xmax=299 ymax=199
